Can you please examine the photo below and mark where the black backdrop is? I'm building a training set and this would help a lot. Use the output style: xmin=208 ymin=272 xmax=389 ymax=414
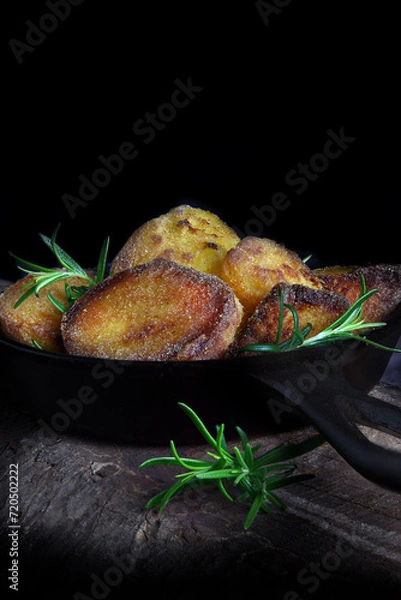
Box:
xmin=3 ymin=1 xmax=400 ymax=281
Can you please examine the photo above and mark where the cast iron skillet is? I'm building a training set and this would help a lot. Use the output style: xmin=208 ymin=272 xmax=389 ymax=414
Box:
xmin=0 ymin=305 xmax=400 ymax=490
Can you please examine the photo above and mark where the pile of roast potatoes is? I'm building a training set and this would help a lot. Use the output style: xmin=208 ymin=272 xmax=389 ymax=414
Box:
xmin=1 ymin=205 xmax=400 ymax=360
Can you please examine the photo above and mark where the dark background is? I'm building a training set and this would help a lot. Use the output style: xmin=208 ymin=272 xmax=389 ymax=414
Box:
xmin=3 ymin=1 xmax=399 ymax=280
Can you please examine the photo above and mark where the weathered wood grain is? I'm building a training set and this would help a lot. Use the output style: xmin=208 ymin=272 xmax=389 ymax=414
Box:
xmin=0 ymin=377 xmax=400 ymax=600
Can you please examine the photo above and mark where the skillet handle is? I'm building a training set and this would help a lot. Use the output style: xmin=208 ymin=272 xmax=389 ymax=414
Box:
xmin=292 ymin=378 xmax=401 ymax=490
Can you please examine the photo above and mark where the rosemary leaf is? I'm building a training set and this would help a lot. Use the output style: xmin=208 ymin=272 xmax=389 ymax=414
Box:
xmin=95 ymin=236 xmax=110 ymax=283
xmin=47 ymin=293 xmax=67 ymax=314
xmin=244 ymin=493 xmax=265 ymax=530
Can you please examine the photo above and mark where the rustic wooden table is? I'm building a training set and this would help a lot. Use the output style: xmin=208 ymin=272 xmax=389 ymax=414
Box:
xmin=0 ymin=280 xmax=400 ymax=600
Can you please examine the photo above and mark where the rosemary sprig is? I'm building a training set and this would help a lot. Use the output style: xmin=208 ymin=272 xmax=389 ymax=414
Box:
xmin=10 ymin=225 xmax=110 ymax=312
xmin=242 ymin=276 xmax=401 ymax=354
xmin=140 ymin=403 xmax=324 ymax=530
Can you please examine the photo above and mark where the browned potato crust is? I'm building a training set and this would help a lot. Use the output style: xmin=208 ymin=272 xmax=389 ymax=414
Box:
xmin=232 ymin=283 xmax=350 ymax=353
xmin=219 ymin=236 xmax=325 ymax=314
xmin=313 ymin=264 xmax=401 ymax=323
xmin=0 ymin=272 xmax=89 ymax=352
xmin=111 ymin=204 xmax=240 ymax=277
xmin=61 ymin=258 xmax=244 ymax=361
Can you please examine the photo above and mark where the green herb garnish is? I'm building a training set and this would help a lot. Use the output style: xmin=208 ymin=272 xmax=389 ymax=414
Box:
xmin=10 ymin=225 xmax=110 ymax=312
xmin=140 ymin=403 xmax=324 ymax=530
xmin=242 ymin=276 xmax=401 ymax=354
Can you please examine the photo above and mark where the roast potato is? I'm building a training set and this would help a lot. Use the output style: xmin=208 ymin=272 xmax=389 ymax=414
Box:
xmin=0 ymin=272 xmax=89 ymax=353
xmin=313 ymin=264 xmax=401 ymax=323
xmin=233 ymin=283 xmax=350 ymax=353
xmin=111 ymin=204 xmax=240 ymax=277
xmin=219 ymin=236 xmax=325 ymax=314
xmin=61 ymin=258 xmax=244 ymax=361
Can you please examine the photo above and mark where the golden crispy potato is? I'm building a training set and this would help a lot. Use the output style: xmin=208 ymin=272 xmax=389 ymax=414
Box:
xmin=111 ymin=204 xmax=240 ymax=277
xmin=0 ymin=272 xmax=90 ymax=352
xmin=219 ymin=236 xmax=325 ymax=314
xmin=313 ymin=264 xmax=401 ymax=323
xmin=61 ymin=258 xmax=244 ymax=361
xmin=232 ymin=283 xmax=350 ymax=353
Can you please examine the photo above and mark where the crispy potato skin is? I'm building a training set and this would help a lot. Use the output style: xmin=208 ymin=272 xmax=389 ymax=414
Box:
xmin=232 ymin=283 xmax=350 ymax=353
xmin=313 ymin=264 xmax=401 ymax=323
xmin=219 ymin=236 xmax=325 ymax=314
xmin=0 ymin=272 xmax=89 ymax=352
xmin=111 ymin=204 xmax=240 ymax=277
xmin=61 ymin=258 xmax=244 ymax=361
